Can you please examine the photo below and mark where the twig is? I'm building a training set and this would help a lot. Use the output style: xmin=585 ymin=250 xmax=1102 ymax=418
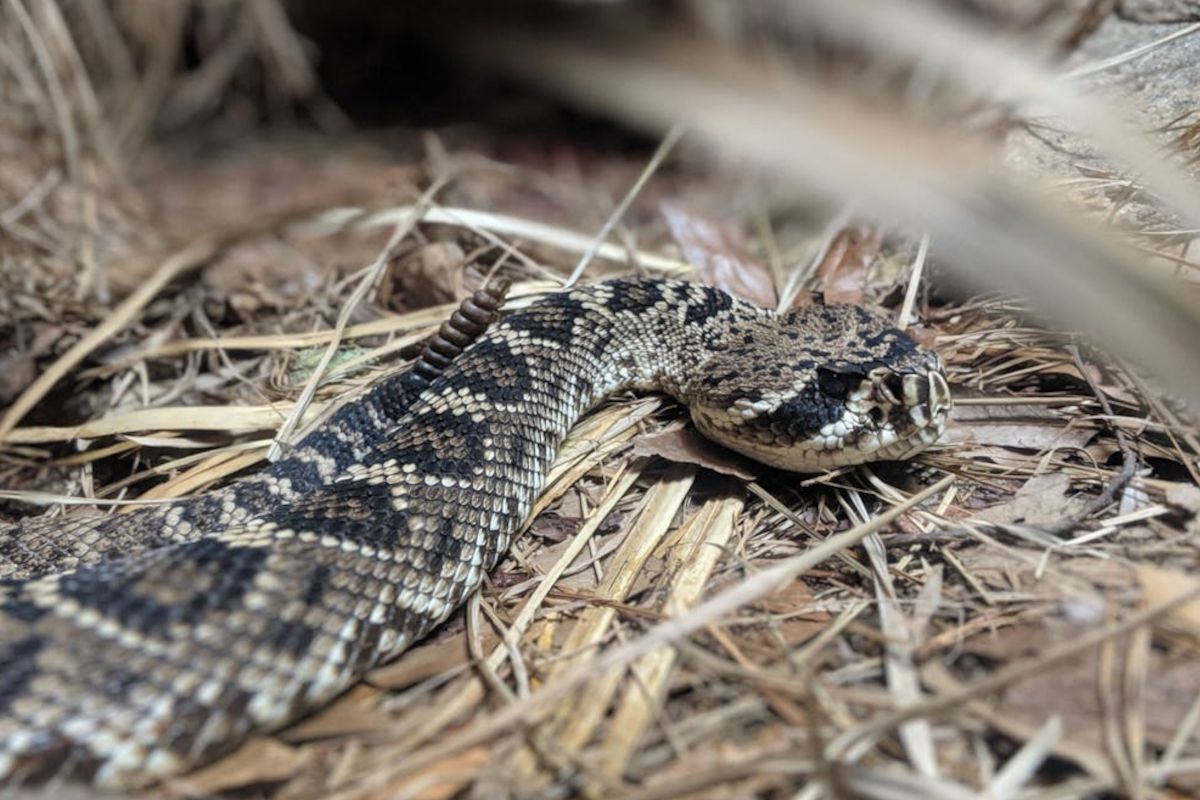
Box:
xmin=564 ymin=123 xmax=685 ymax=288
xmin=897 ymin=234 xmax=929 ymax=331
xmin=327 ymin=475 xmax=954 ymax=798
xmin=267 ymin=178 xmax=448 ymax=460
xmin=1065 ymin=21 xmax=1200 ymax=79
xmin=0 ymin=236 xmax=221 ymax=443
xmin=824 ymin=583 xmax=1200 ymax=762
xmin=1038 ymin=345 xmax=1139 ymax=536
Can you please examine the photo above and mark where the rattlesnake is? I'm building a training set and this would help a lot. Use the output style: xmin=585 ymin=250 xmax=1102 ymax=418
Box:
xmin=0 ymin=277 xmax=950 ymax=788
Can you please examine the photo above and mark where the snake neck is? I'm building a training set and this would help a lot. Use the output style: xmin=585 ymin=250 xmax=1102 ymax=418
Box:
xmin=343 ymin=279 xmax=765 ymax=603
xmin=487 ymin=279 xmax=770 ymax=416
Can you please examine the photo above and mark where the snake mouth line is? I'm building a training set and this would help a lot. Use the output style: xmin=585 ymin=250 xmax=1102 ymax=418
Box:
xmin=693 ymin=364 xmax=952 ymax=472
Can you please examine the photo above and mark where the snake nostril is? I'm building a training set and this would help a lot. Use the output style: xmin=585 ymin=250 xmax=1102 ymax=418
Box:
xmin=928 ymin=372 xmax=951 ymax=414
xmin=868 ymin=406 xmax=885 ymax=426
xmin=881 ymin=374 xmax=904 ymax=404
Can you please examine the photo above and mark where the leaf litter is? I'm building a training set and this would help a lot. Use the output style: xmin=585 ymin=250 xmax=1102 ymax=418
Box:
xmin=3 ymin=4 xmax=1200 ymax=799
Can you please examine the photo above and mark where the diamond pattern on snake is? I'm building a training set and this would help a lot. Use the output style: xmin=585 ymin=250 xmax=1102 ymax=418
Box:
xmin=0 ymin=278 xmax=950 ymax=788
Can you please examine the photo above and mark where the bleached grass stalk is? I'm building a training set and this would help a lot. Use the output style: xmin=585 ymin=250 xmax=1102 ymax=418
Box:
xmin=0 ymin=236 xmax=220 ymax=443
xmin=267 ymin=178 xmax=448 ymax=461
xmin=329 ymin=475 xmax=954 ymax=798
xmin=1066 ymin=21 xmax=1200 ymax=79
xmin=565 ymin=122 xmax=685 ymax=287
xmin=824 ymin=583 xmax=1200 ymax=763
xmin=898 ymin=234 xmax=929 ymax=331
xmin=310 ymin=205 xmax=691 ymax=274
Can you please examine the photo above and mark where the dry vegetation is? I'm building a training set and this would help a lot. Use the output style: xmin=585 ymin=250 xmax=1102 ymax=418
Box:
xmin=3 ymin=1 xmax=1200 ymax=798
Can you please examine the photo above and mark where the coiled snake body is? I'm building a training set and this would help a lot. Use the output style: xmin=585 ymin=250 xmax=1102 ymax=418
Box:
xmin=0 ymin=278 xmax=950 ymax=787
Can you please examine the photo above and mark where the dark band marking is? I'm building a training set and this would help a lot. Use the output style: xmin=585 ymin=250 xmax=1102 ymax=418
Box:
xmin=0 ymin=634 xmax=44 ymax=716
xmin=56 ymin=540 xmax=270 ymax=640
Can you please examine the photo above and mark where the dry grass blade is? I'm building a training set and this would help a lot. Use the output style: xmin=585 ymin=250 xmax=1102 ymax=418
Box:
xmin=4 ymin=402 xmax=325 ymax=445
xmin=515 ymin=463 xmax=697 ymax=783
xmin=795 ymin=0 xmax=1200 ymax=227
xmin=135 ymin=446 xmax=267 ymax=502
xmin=1066 ymin=21 xmax=1200 ymax=78
xmin=333 ymin=476 xmax=953 ymax=796
xmin=0 ymin=236 xmax=219 ymax=442
xmin=921 ymin=662 xmax=1113 ymax=780
xmin=311 ymin=205 xmax=691 ymax=275
xmin=268 ymin=178 xmax=448 ymax=460
xmin=896 ymin=234 xmax=928 ymax=331
xmin=985 ymin=716 xmax=1063 ymax=799
xmin=827 ymin=585 xmax=1200 ymax=763
xmin=836 ymin=764 xmax=978 ymax=800
xmin=565 ymin=123 xmax=684 ymax=287
xmin=863 ymin=527 xmax=942 ymax=778
xmin=594 ymin=490 xmax=745 ymax=777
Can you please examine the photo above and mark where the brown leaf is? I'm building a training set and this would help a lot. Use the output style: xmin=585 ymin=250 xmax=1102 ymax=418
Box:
xmin=960 ymin=617 xmax=1200 ymax=773
xmin=955 ymin=545 xmax=1130 ymax=597
xmin=661 ymin=202 xmax=776 ymax=308
xmin=812 ymin=225 xmax=882 ymax=305
xmin=1137 ymin=564 xmax=1200 ymax=642
xmin=632 ymin=425 xmax=759 ymax=481
xmin=367 ymin=629 xmax=496 ymax=690
xmin=974 ymin=473 xmax=1082 ymax=525
xmin=993 ymin=649 xmax=1200 ymax=754
xmin=278 ymin=684 xmax=393 ymax=742
xmin=943 ymin=412 xmax=1095 ymax=452
xmin=723 ymin=579 xmax=831 ymax=661
xmin=378 ymin=241 xmax=468 ymax=312
xmin=171 ymin=737 xmax=306 ymax=794
xmin=366 ymin=746 xmax=491 ymax=800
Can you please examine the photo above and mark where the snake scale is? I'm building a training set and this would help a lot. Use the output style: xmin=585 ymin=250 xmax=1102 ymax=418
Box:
xmin=0 ymin=278 xmax=950 ymax=788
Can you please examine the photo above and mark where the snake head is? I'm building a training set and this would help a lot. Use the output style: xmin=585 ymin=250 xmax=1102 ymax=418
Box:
xmin=687 ymin=305 xmax=951 ymax=472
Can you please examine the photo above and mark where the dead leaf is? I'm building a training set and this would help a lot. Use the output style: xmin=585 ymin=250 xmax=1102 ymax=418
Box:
xmin=975 ymin=473 xmax=1079 ymax=525
xmin=959 ymin=616 xmax=1200 ymax=770
xmin=1136 ymin=564 xmax=1200 ymax=642
xmin=366 ymin=746 xmax=491 ymax=800
xmin=943 ymin=399 xmax=1096 ymax=452
xmin=279 ymin=684 xmax=393 ymax=742
xmin=367 ymin=629 xmax=496 ymax=690
xmin=993 ymin=650 xmax=1200 ymax=754
xmin=632 ymin=425 xmax=759 ymax=481
xmin=171 ymin=737 xmax=306 ymax=794
xmin=0 ymin=324 xmax=64 ymax=405
xmin=203 ymin=238 xmax=324 ymax=318
xmin=943 ymin=414 xmax=1095 ymax=452
xmin=379 ymin=241 xmax=467 ymax=312
xmin=812 ymin=225 xmax=882 ymax=305
xmin=954 ymin=545 xmax=1130 ymax=598
xmin=732 ymin=579 xmax=832 ymax=658
xmin=661 ymin=202 xmax=776 ymax=308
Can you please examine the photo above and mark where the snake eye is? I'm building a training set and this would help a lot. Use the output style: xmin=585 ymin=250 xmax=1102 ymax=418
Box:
xmin=816 ymin=368 xmax=861 ymax=399
xmin=876 ymin=373 xmax=904 ymax=405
